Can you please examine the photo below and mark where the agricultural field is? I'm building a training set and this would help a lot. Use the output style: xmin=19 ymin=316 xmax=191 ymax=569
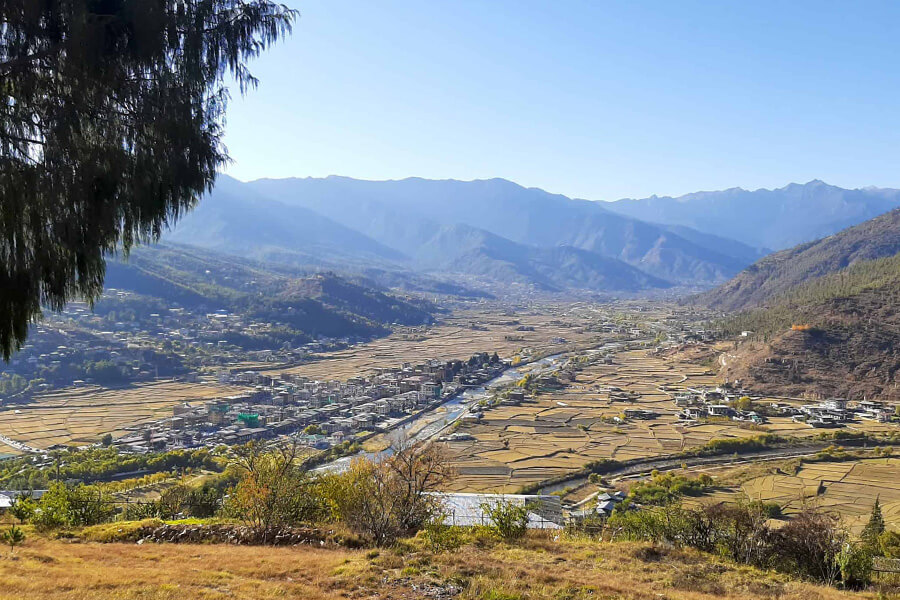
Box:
xmin=256 ymin=305 xmax=612 ymax=381
xmin=693 ymin=457 xmax=900 ymax=532
xmin=0 ymin=381 xmax=243 ymax=449
xmin=0 ymin=440 xmax=24 ymax=459
xmin=444 ymin=348 xmax=898 ymax=493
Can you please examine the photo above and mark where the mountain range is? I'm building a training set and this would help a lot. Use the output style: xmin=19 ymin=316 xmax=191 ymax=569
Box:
xmin=164 ymin=175 xmax=900 ymax=295
xmin=607 ymin=179 xmax=900 ymax=251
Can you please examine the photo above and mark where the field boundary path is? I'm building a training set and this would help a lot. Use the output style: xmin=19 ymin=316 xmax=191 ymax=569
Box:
xmin=539 ymin=437 xmax=899 ymax=498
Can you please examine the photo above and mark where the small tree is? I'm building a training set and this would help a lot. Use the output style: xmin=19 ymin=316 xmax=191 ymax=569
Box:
xmin=225 ymin=441 xmax=325 ymax=542
xmin=7 ymin=492 xmax=36 ymax=523
xmin=322 ymin=440 xmax=454 ymax=546
xmin=861 ymin=497 xmax=885 ymax=550
xmin=770 ymin=509 xmax=845 ymax=585
xmin=0 ymin=525 xmax=24 ymax=554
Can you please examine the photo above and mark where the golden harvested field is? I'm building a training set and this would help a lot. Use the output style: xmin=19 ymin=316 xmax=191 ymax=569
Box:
xmin=0 ymin=440 xmax=24 ymax=458
xmin=697 ymin=458 xmax=900 ymax=532
xmin=0 ymin=530 xmax=864 ymax=600
xmin=258 ymin=307 xmax=604 ymax=381
xmin=445 ymin=348 xmax=898 ymax=492
xmin=0 ymin=381 xmax=243 ymax=449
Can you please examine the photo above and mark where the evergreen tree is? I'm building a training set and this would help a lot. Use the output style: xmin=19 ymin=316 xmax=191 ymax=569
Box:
xmin=861 ymin=497 xmax=885 ymax=550
xmin=0 ymin=1 xmax=296 ymax=359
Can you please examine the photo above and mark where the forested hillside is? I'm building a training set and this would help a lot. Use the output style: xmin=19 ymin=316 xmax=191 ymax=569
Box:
xmin=103 ymin=244 xmax=435 ymax=343
xmin=698 ymin=208 xmax=900 ymax=311
xmin=715 ymin=253 xmax=900 ymax=399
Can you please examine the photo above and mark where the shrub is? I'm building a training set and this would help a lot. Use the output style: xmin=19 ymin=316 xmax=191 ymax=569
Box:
xmin=747 ymin=500 xmax=782 ymax=519
xmin=694 ymin=434 xmax=786 ymax=457
xmin=879 ymin=530 xmax=900 ymax=558
xmin=123 ymin=501 xmax=161 ymax=521
xmin=31 ymin=482 xmax=115 ymax=530
xmin=320 ymin=440 xmax=454 ymax=546
xmin=419 ymin=515 xmax=463 ymax=553
xmin=481 ymin=500 xmax=529 ymax=540
xmin=835 ymin=542 xmax=873 ymax=588
xmin=608 ymin=502 xmax=868 ymax=587
xmin=627 ymin=472 xmax=713 ymax=505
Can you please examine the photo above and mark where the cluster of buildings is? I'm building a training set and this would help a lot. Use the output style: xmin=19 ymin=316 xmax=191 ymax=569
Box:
xmin=673 ymin=386 xmax=767 ymax=424
xmin=787 ymin=398 xmax=897 ymax=428
xmin=672 ymin=386 xmax=898 ymax=428
xmin=568 ymin=489 xmax=627 ymax=522
xmin=0 ymin=291 xmax=364 ymax=401
xmin=116 ymin=353 xmax=509 ymax=452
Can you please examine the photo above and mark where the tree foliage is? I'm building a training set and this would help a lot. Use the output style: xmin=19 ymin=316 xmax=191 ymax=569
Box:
xmin=223 ymin=441 xmax=326 ymax=542
xmin=0 ymin=525 xmax=25 ymax=553
xmin=0 ymin=0 xmax=296 ymax=359
xmin=321 ymin=439 xmax=455 ymax=546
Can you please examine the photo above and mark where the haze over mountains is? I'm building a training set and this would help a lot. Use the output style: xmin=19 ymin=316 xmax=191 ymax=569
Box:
xmin=699 ymin=208 xmax=900 ymax=311
xmin=608 ymin=179 xmax=900 ymax=251
xmin=163 ymin=175 xmax=900 ymax=295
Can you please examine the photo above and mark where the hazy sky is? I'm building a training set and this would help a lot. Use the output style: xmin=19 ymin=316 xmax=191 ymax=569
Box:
xmin=222 ymin=0 xmax=900 ymax=200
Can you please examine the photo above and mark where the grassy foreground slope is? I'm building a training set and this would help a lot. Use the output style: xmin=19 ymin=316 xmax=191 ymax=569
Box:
xmin=0 ymin=531 xmax=865 ymax=600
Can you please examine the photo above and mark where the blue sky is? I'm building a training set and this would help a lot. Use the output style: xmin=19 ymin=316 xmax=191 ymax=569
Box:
xmin=222 ymin=0 xmax=900 ymax=200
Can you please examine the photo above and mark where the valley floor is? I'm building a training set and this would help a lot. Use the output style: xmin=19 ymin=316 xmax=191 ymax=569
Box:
xmin=446 ymin=347 xmax=897 ymax=493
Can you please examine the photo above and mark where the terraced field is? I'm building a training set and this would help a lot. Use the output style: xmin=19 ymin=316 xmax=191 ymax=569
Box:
xmin=0 ymin=381 xmax=243 ymax=449
xmin=696 ymin=458 xmax=900 ymax=532
xmin=445 ymin=348 xmax=898 ymax=493
xmin=258 ymin=307 xmax=604 ymax=381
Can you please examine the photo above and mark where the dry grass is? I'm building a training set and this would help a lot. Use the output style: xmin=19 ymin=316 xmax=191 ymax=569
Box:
xmin=0 ymin=530 xmax=869 ymax=600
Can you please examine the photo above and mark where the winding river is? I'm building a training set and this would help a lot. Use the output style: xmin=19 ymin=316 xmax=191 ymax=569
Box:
xmin=317 ymin=342 xmax=626 ymax=473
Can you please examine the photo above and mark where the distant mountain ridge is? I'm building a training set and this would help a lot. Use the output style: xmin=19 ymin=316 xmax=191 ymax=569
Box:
xmin=163 ymin=175 xmax=900 ymax=295
xmin=697 ymin=208 xmax=900 ymax=311
xmin=166 ymin=175 xmax=760 ymax=292
xmin=245 ymin=175 xmax=751 ymax=284
xmin=606 ymin=179 xmax=900 ymax=251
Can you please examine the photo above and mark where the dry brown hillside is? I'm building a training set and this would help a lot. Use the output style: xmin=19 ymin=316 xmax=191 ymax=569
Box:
xmin=719 ymin=284 xmax=900 ymax=400
xmin=0 ymin=532 xmax=871 ymax=600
